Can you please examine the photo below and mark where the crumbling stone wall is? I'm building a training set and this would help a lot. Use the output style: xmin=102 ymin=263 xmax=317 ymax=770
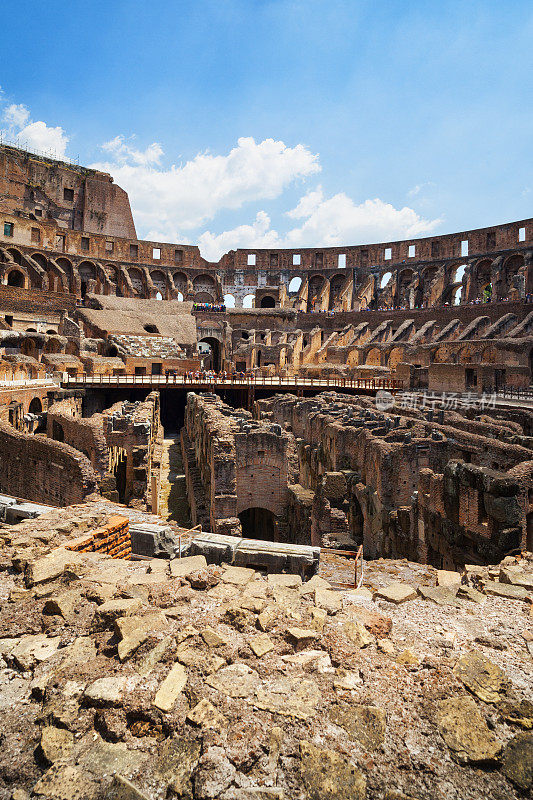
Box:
xmin=0 ymin=420 xmax=98 ymax=505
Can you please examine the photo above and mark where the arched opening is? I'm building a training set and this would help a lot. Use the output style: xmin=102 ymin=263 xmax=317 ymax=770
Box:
xmin=129 ymin=268 xmax=144 ymax=296
xmin=260 ymin=295 xmax=276 ymax=308
xmin=194 ymin=291 xmax=214 ymax=304
xmin=177 ymin=292 xmax=184 ymax=302
xmin=452 ymin=286 xmax=463 ymax=305
xmin=79 ymin=262 xmax=96 ymax=298
xmin=380 ymin=271 xmax=392 ymax=289
xmin=144 ymin=324 xmax=159 ymax=334
xmin=224 ymin=293 xmax=236 ymax=308
xmin=32 ymin=253 xmax=48 ymax=270
xmin=193 ymin=274 xmax=216 ymax=292
xmin=329 ymin=274 xmax=346 ymax=309
xmin=7 ymin=248 xmax=22 ymax=265
xmin=199 ymin=337 xmax=221 ymax=371
xmin=243 ymin=294 xmax=255 ymax=309
xmin=28 ymin=397 xmax=43 ymax=414
xmin=397 ymin=269 xmax=414 ymax=307
xmin=46 ymin=329 xmax=56 ymax=335
xmin=7 ymin=269 xmax=25 ymax=288
xmin=114 ymin=451 xmax=128 ymax=503
xmin=452 ymin=264 xmax=467 ymax=284
xmin=151 ymin=270 xmax=166 ymax=297
xmin=51 ymin=421 xmax=64 ymax=442
xmin=503 ymin=254 xmax=525 ymax=299
xmin=289 ymin=276 xmax=302 ymax=293
xmin=155 ymin=292 xmax=163 ymax=300
xmin=173 ymin=272 xmax=188 ymax=292
xmin=26 ymin=327 xmax=37 ymax=332
xmin=238 ymin=507 xmax=276 ymax=540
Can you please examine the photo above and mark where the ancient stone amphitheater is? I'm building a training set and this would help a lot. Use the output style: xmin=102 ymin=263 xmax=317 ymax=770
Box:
xmin=0 ymin=143 xmax=531 ymax=800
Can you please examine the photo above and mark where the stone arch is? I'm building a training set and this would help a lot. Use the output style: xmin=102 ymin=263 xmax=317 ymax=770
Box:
xmin=238 ymin=507 xmax=276 ymax=539
xmin=129 ymin=267 xmax=145 ymax=296
xmin=199 ymin=336 xmax=221 ymax=371
xmin=452 ymin=285 xmax=463 ymax=305
xmin=388 ymin=347 xmax=404 ymax=370
xmin=28 ymin=397 xmax=42 ymax=414
xmin=79 ymin=260 xmax=97 ymax=298
xmin=473 ymin=259 xmax=492 ymax=301
xmin=502 ymin=253 xmax=525 ymax=299
xmin=260 ymin=295 xmax=276 ymax=308
xmin=6 ymin=248 xmax=22 ymax=265
xmin=6 ymin=268 xmax=26 ymax=288
xmin=329 ymin=273 xmax=346 ymax=309
xmin=289 ymin=276 xmax=302 ymax=293
xmin=32 ymin=252 xmax=48 ymax=270
xmin=397 ymin=268 xmax=414 ymax=306
xmin=223 ymin=293 xmax=236 ymax=308
xmin=365 ymin=348 xmax=382 ymax=366
xmin=173 ymin=271 xmax=188 ymax=292
xmin=150 ymin=269 xmax=167 ymax=297
xmin=380 ymin=271 xmax=393 ymax=289
xmin=243 ymin=294 xmax=255 ymax=308
xmin=195 ymin=291 xmax=214 ymax=304
xmin=193 ymin=274 xmax=216 ymax=292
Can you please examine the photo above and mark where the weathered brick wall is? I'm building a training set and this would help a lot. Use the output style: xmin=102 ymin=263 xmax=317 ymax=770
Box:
xmin=0 ymin=421 xmax=98 ymax=505
xmin=47 ymin=398 xmax=110 ymax=475
xmin=0 ymin=285 xmax=76 ymax=314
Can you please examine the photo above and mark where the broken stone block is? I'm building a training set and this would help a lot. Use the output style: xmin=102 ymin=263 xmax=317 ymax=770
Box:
xmin=153 ymin=662 xmax=187 ymax=712
xmin=282 ymin=649 xmax=332 ymax=670
xmin=201 ymin=627 xmax=229 ymax=647
xmin=207 ymin=663 xmax=260 ymax=698
xmin=330 ymin=703 xmax=386 ymax=749
xmin=43 ymin=590 xmax=80 ymax=618
xmin=10 ymin=634 xmax=61 ymax=671
xmin=267 ymin=573 xmax=302 ymax=588
xmin=435 ymin=696 xmax=502 ymax=764
xmin=255 ymin=677 xmax=321 ymax=719
xmin=314 ymin=588 xmax=342 ymax=614
xmin=344 ymin=605 xmax=392 ymax=638
xmin=221 ymin=565 xmax=256 ymax=585
xmin=436 ymin=569 xmax=461 ymax=587
xmin=343 ymin=620 xmax=373 ymax=648
xmin=499 ymin=567 xmax=533 ymax=590
xmin=154 ymin=736 xmax=202 ymax=796
xmin=300 ymin=740 xmax=366 ymax=799
xmin=249 ymin=633 xmax=275 ymax=657
xmin=187 ymin=699 xmax=227 ymax=730
xmin=169 ymin=554 xmax=207 ymax=579
xmin=417 ymin=585 xmax=460 ymax=606
xmin=39 ymin=726 xmax=74 ymax=765
xmin=194 ymin=745 xmax=237 ymax=800
xmin=300 ymin=574 xmax=332 ymax=596
xmin=453 ymin=651 xmax=508 ymax=703
xmin=32 ymin=764 xmax=97 ymax=799
xmin=287 ymin=627 xmax=320 ymax=650
xmin=501 ymin=731 xmax=533 ymax=790
xmin=25 ymin=549 xmax=83 ymax=588
xmin=457 ymin=585 xmax=486 ymax=603
xmin=96 ymin=597 xmax=144 ymax=625
xmin=84 ymin=676 xmax=133 ymax=707
xmin=308 ymin=607 xmax=327 ymax=631
xmin=115 ymin=611 xmax=167 ymax=661
xmin=375 ymin=583 xmax=417 ymax=604
xmin=104 ymin=775 xmax=150 ymax=800
xmin=483 ymin=581 xmax=530 ymax=601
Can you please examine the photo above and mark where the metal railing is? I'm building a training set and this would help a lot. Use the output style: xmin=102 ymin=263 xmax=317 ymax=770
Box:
xmin=60 ymin=373 xmax=404 ymax=391
xmin=321 ymin=544 xmax=364 ymax=589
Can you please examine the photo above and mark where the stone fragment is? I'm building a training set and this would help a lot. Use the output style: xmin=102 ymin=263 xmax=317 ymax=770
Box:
xmin=308 ymin=607 xmax=327 ymax=631
xmin=255 ymin=677 xmax=321 ymax=719
xmin=201 ymin=627 xmax=229 ymax=647
xmin=287 ymin=627 xmax=320 ymax=649
xmin=257 ymin=606 xmax=278 ymax=632
xmin=10 ymin=634 xmax=61 ymax=671
xmin=221 ymin=565 xmax=256 ymax=585
xmin=499 ymin=567 xmax=533 ymax=590
xmin=457 ymin=585 xmax=486 ymax=603
xmin=267 ymin=573 xmax=302 ymax=588
xmin=375 ymin=582 xmax=417 ymax=604
xmin=483 ymin=581 xmax=530 ymax=601
xmin=136 ymin=636 xmax=173 ymax=676
xmin=282 ymin=649 xmax=332 ymax=670
xmin=153 ymin=662 xmax=187 ymax=711
xmin=84 ymin=676 xmax=132 ymax=707
xmin=25 ymin=549 xmax=83 ymax=588
xmin=239 ymin=595 xmax=267 ymax=613
xmin=300 ymin=741 xmax=366 ymax=800
xmin=249 ymin=633 xmax=275 ymax=657
xmin=435 ymin=696 xmax=502 ymax=764
xmin=32 ymin=765 xmax=97 ymax=799
xmin=345 ymin=605 xmax=392 ymax=638
xmin=39 ymin=726 xmax=74 ymax=764
xmin=498 ymin=697 xmax=533 ymax=729
xmin=453 ymin=651 xmax=508 ymax=703
xmin=103 ymin=776 xmax=150 ymax=800
xmin=96 ymin=597 xmax=143 ymax=624
xmin=176 ymin=624 xmax=199 ymax=643
xmin=333 ymin=669 xmax=363 ymax=692
xmin=170 ymin=554 xmax=207 ymax=578
xmin=115 ymin=610 xmax=167 ymax=661
xmin=154 ymin=736 xmax=202 ymax=797
xmin=343 ymin=620 xmax=373 ymax=648
xmin=299 ymin=574 xmax=332 ymax=595
xmin=207 ymin=663 xmax=260 ymax=698
xmin=314 ymin=588 xmax=342 ymax=614
xmin=501 ymin=732 xmax=533 ymax=790
xmin=378 ymin=639 xmax=395 ymax=655
xmin=195 ymin=745 xmax=237 ymax=799
xmin=436 ymin=569 xmax=461 ymax=587
xmin=330 ymin=703 xmax=386 ymax=749
xmin=344 ymin=586 xmax=374 ymax=601
xmin=395 ymin=649 xmax=420 ymax=667
xmin=417 ymin=585 xmax=459 ymax=606
xmin=187 ymin=698 xmax=227 ymax=730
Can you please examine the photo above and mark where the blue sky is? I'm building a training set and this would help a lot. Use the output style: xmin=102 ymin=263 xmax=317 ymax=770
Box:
xmin=0 ymin=0 xmax=531 ymax=259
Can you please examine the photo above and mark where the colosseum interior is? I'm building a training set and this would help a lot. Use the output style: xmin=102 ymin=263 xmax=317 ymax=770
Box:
xmin=0 ymin=143 xmax=532 ymax=799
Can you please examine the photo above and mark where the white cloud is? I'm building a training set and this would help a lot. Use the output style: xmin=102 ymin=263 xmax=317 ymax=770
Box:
xmin=407 ymin=181 xmax=436 ymax=198
xmin=198 ymin=186 xmax=441 ymax=260
xmin=92 ymin=136 xmax=321 ymax=232
xmin=1 ymin=101 xmax=69 ymax=158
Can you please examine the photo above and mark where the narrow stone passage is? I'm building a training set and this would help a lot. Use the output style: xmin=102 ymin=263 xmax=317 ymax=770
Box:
xmin=159 ymin=435 xmax=191 ymax=526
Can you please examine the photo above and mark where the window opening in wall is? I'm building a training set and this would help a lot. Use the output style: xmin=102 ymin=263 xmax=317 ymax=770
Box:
xmin=81 ymin=236 xmax=90 ymax=252
xmin=292 ymin=254 xmax=301 ymax=265
xmin=105 ymin=241 xmax=114 ymax=253
xmin=478 ymin=492 xmax=488 ymax=525
xmin=461 ymin=240 xmax=469 ymax=256
xmin=269 ymin=253 xmax=278 ymax=267
xmin=223 ymin=293 xmax=236 ymax=308
xmin=177 ymin=292 xmax=184 ymax=301
xmin=518 ymin=227 xmax=526 ymax=242
xmin=5 ymin=315 xmax=13 ymax=326
xmin=63 ymin=188 xmax=74 ymax=202
xmin=486 ymin=231 xmax=496 ymax=249
xmin=174 ymin=249 xmax=183 ymax=264
xmin=55 ymin=234 xmax=65 ymax=252
xmin=338 ymin=253 xmax=346 ymax=268
xmin=360 ymin=249 xmax=368 ymax=264
xmin=4 ymin=222 xmax=14 ymax=237
xmin=408 ymin=245 xmax=416 ymax=258
xmin=155 ymin=291 xmax=163 ymax=300
xmin=315 ymin=252 xmax=323 ymax=267
xmin=380 ymin=271 xmax=392 ymax=289
xmin=34 ymin=208 xmax=42 ymax=217
xmin=431 ymin=241 xmax=440 ymax=258
xmin=384 ymin=247 xmax=392 ymax=260
xmin=31 ymin=227 xmax=40 ymax=244
xmin=243 ymin=293 xmax=255 ymax=308
xmin=129 ymin=244 xmax=138 ymax=259
xmin=153 ymin=247 xmax=161 ymax=260
xmin=247 ymin=254 xmax=256 ymax=266
xmin=289 ymin=276 xmax=302 ymax=293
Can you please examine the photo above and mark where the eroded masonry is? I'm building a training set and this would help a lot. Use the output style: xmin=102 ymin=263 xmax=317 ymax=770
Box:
xmin=0 ymin=143 xmax=532 ymax=799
